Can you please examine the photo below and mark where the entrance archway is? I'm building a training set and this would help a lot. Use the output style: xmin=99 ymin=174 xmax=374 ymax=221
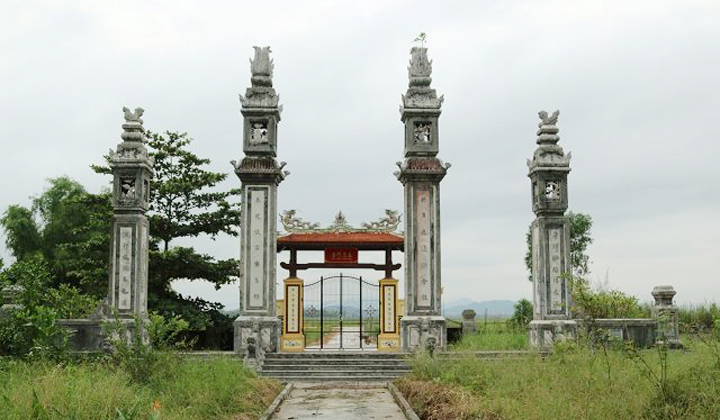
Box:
xmin=303 ymin=274 xmax=380 ymax=350
xmin=276 ymin=211 xmax=403 ymax=352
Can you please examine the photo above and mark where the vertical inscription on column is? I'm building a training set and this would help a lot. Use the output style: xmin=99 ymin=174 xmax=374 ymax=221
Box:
xmin=532 ymin=224 xmax=541 ymax=316
xmin=248 ymin=189 xmax=266 ymax=308
xmin=384 ymin=285 xmax=396 ymax=333
xmin=286 ymin=285 xmax=299 ymax=333
xmin=547 ymin=227 xmax=563 ymax=312
xmin=138 ymin=223 xmax=147 ymax=313
xmin=415 ymin=186 xmax=432 ymax=307
xmin=118 ymin=227 xmax=133 ymax=310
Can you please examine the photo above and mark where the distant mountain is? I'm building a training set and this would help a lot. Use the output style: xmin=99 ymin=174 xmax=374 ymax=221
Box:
xmin=442 ymin=299 xmax=516 ymax=319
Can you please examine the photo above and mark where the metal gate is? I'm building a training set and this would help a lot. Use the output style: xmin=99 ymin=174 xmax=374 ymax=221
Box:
xmin=303 ymin=274 xmax=380 ymax=349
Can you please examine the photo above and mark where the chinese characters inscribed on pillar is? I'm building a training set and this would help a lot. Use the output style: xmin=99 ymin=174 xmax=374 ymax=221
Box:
xmin=383 ymin=285 xmax=396 ymax=333
xmin=118 ymin=227 xmax=133 ymax=310
xmin=248 ymin=189 xmax=266 ymax=308
xmin=548 ymin=227 xmax=563 ymax=312
xmin=286 ymin=285 xmax=300 ymax=333
xmin=415 ymin=186 xmax=432 ymax=307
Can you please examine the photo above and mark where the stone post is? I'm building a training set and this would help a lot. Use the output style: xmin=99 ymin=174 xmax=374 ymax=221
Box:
xmin=461 ymin=309 xmax=477 ymax=336
xmin=280 ymin=277 xmax=304 ymax=352
xmin=527 ymin=111 xmax=577 ymax=348
xmin=233 ymin=46 xmax=287 ymax=356
xmin=396 ymin=46 xmax=450 ymax=352
xmin=107 ymin=107 xmax=153 ymax=327
xmin=378 ymin=277 xmax=401 ymax=350
xmin=652 ymin=285 xmax=682 ymax=348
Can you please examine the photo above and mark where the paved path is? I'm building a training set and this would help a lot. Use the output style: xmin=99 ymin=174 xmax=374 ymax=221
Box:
xmin=270 ymin=382 xmax=407 ymax=420
xmin=305 ymin=326 xmax=378 ymax=350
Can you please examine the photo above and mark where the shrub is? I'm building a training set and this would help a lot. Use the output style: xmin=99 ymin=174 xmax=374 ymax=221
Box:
xmin=570 ymin=277 xmax=645 ymax=320
xmin=506 ymin=299 xmax=533 ymax=330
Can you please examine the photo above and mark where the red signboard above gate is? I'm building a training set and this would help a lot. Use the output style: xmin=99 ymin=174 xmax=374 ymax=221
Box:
xmin=324 ymin=247 xmax=358 ymax=264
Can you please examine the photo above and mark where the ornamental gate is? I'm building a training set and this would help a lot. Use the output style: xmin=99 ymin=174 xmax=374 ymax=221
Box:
xmin=303 ymin=274 xmax=380 ymax=349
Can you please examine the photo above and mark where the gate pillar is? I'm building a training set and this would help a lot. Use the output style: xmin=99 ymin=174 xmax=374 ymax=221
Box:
xmin=378 ymin=278 xmax=400 ymax=351
xmin=233 ymin=46 xmax=287 ymax=356
xmin=527 ymin=111 xmax=577 ymax=348
xmin=396 ymin=45 xmax=448 ymax=352
xmin=281 ymin=277 xmax=305 ymax=352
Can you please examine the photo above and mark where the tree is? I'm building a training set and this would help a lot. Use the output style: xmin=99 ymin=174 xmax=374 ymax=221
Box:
xmin=525 ymin=211 xmax=594 ymax=281
xmin=0 ymin=177 xmax=111 ymax=298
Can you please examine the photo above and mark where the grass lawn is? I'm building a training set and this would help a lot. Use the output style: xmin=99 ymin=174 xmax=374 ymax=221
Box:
xmin=449 ymin=320 xmax=528 ymax=351
xmin=398 ymin=338 xmax=720 ymax=420
xmin=0 ymin=355 xmax=281 ymax=420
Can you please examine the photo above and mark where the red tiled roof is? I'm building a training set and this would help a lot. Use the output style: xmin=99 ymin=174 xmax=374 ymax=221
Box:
xmin=277 ymin=231 xmax=404 ymax=250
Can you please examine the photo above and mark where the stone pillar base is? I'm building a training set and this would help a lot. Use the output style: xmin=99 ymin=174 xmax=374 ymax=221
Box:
xmin=378 ymin=333 xmax=401 ymax=351
xmin=400 ymin=315 xmax=446 ymax=352
xmin=529 ymin=320 xmax=577 ymax=348
xmin=234 ymin=316 xmax=280 ymax=357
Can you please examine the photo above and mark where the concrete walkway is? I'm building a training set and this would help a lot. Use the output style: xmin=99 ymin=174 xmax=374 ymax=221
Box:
xmin=270 ymin=382 xmax=407 ymax=420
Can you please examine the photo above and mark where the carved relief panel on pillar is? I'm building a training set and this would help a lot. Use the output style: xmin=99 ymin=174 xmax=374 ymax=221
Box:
xmin=414 ymin=184 xmax=434 ymax=309
xmin=243 ymin=186 xmax=271 ymax=312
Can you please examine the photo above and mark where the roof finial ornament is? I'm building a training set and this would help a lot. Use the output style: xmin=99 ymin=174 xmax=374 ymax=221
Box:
xmin=527 ymin=109 xmax=570 ymax=169
xmin=250 ymin=46 xmax=274 ymax=87
xmin=120 ymin=106 xmax=146 ymax=143
xmin=408 ymin=33 xmax=432 ymax=88
xmin=536 ymin=110 xmax=560 ymax=145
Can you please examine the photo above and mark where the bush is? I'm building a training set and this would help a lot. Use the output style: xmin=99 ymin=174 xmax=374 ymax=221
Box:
xmin=570 ymin=277 xmax=645 ymax=320
xmin=0 ymin=256 xmax=70 ymax=358
xmin=506 ymin=299 xmax=533 ymax=330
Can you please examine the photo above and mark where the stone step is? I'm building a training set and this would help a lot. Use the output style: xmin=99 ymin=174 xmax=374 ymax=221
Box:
xmin=265 ymin=353 xmax=407 ymax=359
xmin=263 ymin=374 xmax=405 ymax=382
xmin=262 ymin=364 xmax=410 ymax=371
xmin=264 ymin=358 xmax=408 ymax=364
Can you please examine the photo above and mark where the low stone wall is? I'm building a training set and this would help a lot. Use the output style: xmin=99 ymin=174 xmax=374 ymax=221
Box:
xmin=59 ymin=319 xmax=105 ymax=352
xmin=579 ymin=318 xmax=657 ymax=348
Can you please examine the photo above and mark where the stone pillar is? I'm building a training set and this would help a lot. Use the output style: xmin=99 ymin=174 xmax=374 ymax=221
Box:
xmin=461 ymin=309 xmax=477 ymax=336
xmin=233 ymin=46 xmax=287 ymax=356
xmin=378 ymin=277 xmax=400 ymax=351
xmin=396 ymin=46 xmax=450 ymax=352
xmin=527 ymin=111 xmax=577 ymax=348
xmin=652 ymin=285 xmax=682 ymax=348
xmin=107 ymin=107 xmax=153 ymax=324
xmin=280 ymin=277 xmax=304 ymax=352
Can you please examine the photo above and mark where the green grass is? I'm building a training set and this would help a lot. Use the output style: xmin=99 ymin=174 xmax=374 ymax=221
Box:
xmin=0 ymin=355 xmax=281 ymax=420
xmin=398 ymin=338 xmax=720 ymax=420
xmin=449 ymin=320 xmax=528 ymax=351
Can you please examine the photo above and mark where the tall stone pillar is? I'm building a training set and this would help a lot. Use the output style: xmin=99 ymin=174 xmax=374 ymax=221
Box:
xmin=233 ymin=47 xmax=288 ymax=356
xmin=396 ymin=46 xmax=450 ymax=352
xmin=107 ymin=107 xmax=153 ymax=330
xmin=527 ymin=111 xmax=577 ymax=348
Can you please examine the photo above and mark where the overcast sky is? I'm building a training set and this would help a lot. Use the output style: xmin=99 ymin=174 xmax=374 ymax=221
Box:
xmin=1 ymin=0 xmax=718 ymax=310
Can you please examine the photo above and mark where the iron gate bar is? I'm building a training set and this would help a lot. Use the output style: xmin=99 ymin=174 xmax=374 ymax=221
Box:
xmin=340 ymin=273 xmax=343 ymax=349
xmin=359 ymin=275 xmax=363 ymax=349
xmin=302 ymin=274 xmax=380 ymax=350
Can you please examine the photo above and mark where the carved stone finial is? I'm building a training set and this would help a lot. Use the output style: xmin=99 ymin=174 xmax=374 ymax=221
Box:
xmin=121 ymin=106 xmax=146 ymax=143
xmin=537 ymin=110 xmax=560 ymax=145
xmin=408 ymin=47 xmax=433 ymax=87
xmin=123 ymin=107 xmax=144 ymax=124
xmin=240 ymin=46 xmax=280 ymax=109
xmin=250 ymin=46 xmax=274 ymax=87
